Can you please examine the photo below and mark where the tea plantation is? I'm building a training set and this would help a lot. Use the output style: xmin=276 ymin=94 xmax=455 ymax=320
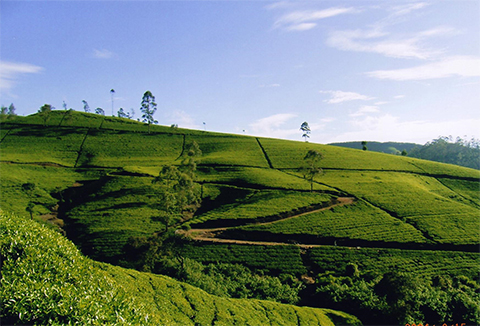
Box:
xmin=1 ymin=111 xmax=479 ymax=325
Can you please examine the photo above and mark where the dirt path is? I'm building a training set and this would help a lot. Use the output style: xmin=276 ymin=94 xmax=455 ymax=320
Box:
xmin=179 ymin=197 xmax=355 ymax=246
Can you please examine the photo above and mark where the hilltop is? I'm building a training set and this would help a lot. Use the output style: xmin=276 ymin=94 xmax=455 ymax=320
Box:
xmin=1 ymin=110 xmax=479 ymax=325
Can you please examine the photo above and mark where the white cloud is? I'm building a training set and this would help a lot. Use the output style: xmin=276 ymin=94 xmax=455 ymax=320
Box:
xmin=321 ymin=114 xmax=480 ymax=144
xmin=320 ymin=90 xmax=375 ymax=104
xmin=393 ymin=95 xmax=405 ymax=99
xmin=167 ymin=110 xmax=201 ymax=130
xmin=374 ymin=101 xmax=389 ymax=105
xmin=274 ymin=7 xmax=357 ymax=31
xmin=366 ymin=56 xmax=480 ymax=81
xmin=249 ymin=113 xmax=298 ymax=138
xmin=349 ymin=105 xmax=380 ymax=117
xmin=259 ymin=83 xmax=281 ymax=88
xmin=326 ymin=27 xmax=444 ymax=59
xmin=390 ymin=2 xmax=429 ymax=16
xmin=93 ymin=49 xmax=115 ymax=59
xmin=0 ymin=61 xmax=43 ymax=92
xmin=286 ymin=23 xmax=317 ymax=31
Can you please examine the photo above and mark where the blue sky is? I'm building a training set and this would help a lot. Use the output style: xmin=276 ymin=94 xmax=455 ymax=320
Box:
xmin=1 ymin=0 xmax=479 ymax=144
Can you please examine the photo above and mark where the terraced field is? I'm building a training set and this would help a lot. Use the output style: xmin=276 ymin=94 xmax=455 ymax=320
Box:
xmin=1 ymin=111 xmax=479 ymax=325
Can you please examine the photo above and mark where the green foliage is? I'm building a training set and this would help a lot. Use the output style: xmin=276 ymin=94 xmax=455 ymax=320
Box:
xmin=303 ymin=149 xmax=323 ymax=191
xmin=0 ymin=211 xmax=149 ymax=325
xmin=410 ymin=136 xmax=480 ymax=170
xmin=140 ymin=90 xmax=158 ymax=132
xmin=0 ymin=126 xmax=85 ymax=166
xmin=313 ymin=271 xmax=480 ymax=325
xmin=181 ymin=243 xmax=307 ymax=275
xmin=308 ymin=246 xmax=480 ymax=279
xmin=0 ymin=211 xmax=359 ymax=325
xmin=191 ymin=188 xmax=331 ymax=226
xmin=240 ymin=200 xmax=428 ymax=244
xmin=38 ymin=104 xmax=53 ymax=126
xmin=78 ymin=130 xmax=183 ymax=167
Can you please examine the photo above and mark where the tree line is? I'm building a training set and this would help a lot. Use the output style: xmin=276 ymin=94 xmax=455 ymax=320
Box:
xmin=409 ymin=136 xmax=480 ymax=170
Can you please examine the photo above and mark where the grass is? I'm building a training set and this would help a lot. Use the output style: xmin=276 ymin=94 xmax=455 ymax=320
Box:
xmin=0 ymin=211 xmax=360 ymax=325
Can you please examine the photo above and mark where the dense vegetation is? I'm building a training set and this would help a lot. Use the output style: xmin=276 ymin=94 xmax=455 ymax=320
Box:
xmin=409 ymin=136 xmax=480 ymax=170
xmin=0 ymin=211 xmax=360 ymax=325
xmin=1 ymin=110 xmax=479 ymax=325
xmin=331 ymin=137 xmax=480 ymax=170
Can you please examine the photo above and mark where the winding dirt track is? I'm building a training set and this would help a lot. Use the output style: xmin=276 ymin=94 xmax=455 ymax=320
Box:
xmin=178 ymin=197 xmax=355 ymax=248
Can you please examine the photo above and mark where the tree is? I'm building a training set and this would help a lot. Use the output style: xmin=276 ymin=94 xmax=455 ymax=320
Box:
xmin=179 ymin=141 xmax=202 ymax=178
xmin=117 ymin=108 xmax=134 ymax=119
xmin=152 ymin=165 xmax=201 ymax=232
xmin=140 ymin=91 xmax=158 ymax=133
xmin=300 ymin=121 xmax=311 ymax=142
xmin=82 ymin=100 xmax=90 ymax=113
xmin=26 ymin=202 xmax=35 ymax=219
xmin=110 ymin=89 xmax=115 ymax=116
xmin=62 ymin=101 xmax=68 ymax=111
xmin=361 ymin=141 xmax=368 ymax=151
xmin=401 ymin=149 xmax=408 ymax=156
xmin=0 ymin=106 xmax=7 ymax=120
xmin=303 ymin=149 xmax=323 ymax=191
xmin=7 ymin=103 xmax=16 ymax=116
xmin=95 ymin=107 xmax=105 ymax=115
xmin=38 ymin=104 xmax=53 ymax=126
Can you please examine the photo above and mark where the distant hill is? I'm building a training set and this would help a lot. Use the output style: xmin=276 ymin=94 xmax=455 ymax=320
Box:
xmin=328 ymin=141 xmax=419 ymax=154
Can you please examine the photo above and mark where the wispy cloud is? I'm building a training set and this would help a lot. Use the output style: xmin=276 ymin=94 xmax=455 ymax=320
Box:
xmin=320 ymin=90 xmax=375 ymax=104
xmin=259 ymin=83 xmax=281 ymax=88
xmin=321 ymin=114 xmax=480 ymax=144
xmin=326 ymin=26 xmax=450 ymax=59
xmin=273 ymin=7 xmax=357 ymax=31
xmin=167 ymin=110 xmax=201 ymax=130
xmin=389 ymin=2 xmax=429 ymax=17
xmin=0 ymin=61 xmax=44 ymax=93
xmin=249 ymin=113 xmax=298 ymax=138
xmin=93 ymin=48 xmax=115 ymax=59
xmin=349 ymin=105 xmax=380 ymax=117
xmin=366 ymin=56 xmax=480 ymax=80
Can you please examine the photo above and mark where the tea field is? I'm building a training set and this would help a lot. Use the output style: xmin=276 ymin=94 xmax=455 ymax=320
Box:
xmin=1 ymin=111 xmax=479 ymax=325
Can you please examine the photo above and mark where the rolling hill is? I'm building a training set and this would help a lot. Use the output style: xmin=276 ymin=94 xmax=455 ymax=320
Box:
xmin=1 ymin=110 xmax=479 ymax=325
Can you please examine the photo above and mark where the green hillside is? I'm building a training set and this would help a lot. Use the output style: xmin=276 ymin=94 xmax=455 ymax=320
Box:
xmin=0 ymin=211 xmax=359 ymax=326
xmin=1 ymin=110 xmax=479 ymax=325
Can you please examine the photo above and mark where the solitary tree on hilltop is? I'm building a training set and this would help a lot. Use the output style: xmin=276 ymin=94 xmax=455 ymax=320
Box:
xmin=362 ymin=141 xmax=368 ymax=151
xmin=82 ymin=100 xmax=90 ymax=113
xmin=110 ymin=89 xmax=115 ymax=116
xmin=300 ymin=121 xmax=311 ymax=142
xmin=303 ymin=149 xmax=323 ymax=192
xmin=38 ymin=104 xmax=53 ymax=126
xmin=7 ymin=103 xmax=16 ymax=117
xmin=140 ymin=90 xmax=158 ymax=133
xmin=95 ymin=107 xmax=105 ymax=115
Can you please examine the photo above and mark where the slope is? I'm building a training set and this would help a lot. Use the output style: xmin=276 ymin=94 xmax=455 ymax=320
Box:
xmin=0 ymin=211 xmax=360 ymax=326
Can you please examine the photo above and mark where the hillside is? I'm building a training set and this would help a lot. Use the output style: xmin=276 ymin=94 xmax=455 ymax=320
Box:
xmin=328 ymin=141 xmax=418 ymax=155
xmin=0 ymin=211 xmax=359 ymax=325
xmin=1 ymin=110 xmax=479 ymax=325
